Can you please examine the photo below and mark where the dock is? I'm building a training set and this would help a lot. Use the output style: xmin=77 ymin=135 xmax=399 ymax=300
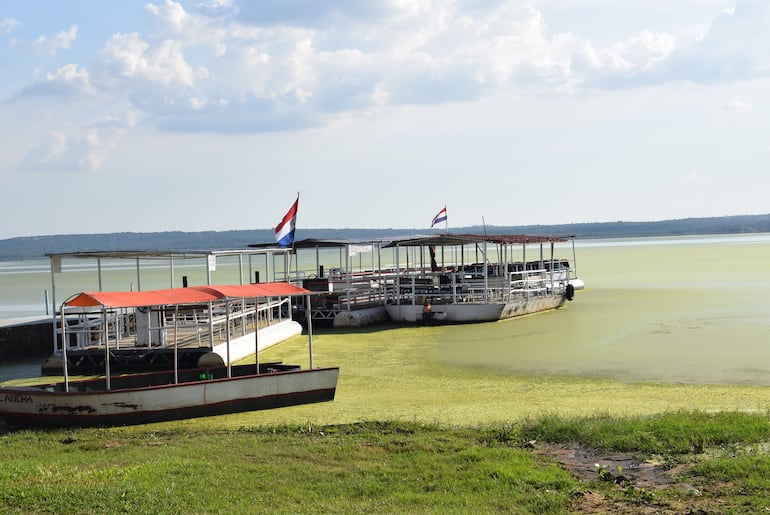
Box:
xmin=0 ymin=317 xmax=53 ymax=364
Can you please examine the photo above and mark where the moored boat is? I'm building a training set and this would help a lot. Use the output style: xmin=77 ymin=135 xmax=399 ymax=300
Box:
xmin=0 ymin=364 xmax=338 ymax=428
xmin=41 ymin=248 xmax=303 ymax=375
xmin=383 ymin=234 xmax=581 ymax=323
xmin=252 ymin=233 xmax=585 ymax=326
xmin=0 ymin=282 xmax=339 ymax=428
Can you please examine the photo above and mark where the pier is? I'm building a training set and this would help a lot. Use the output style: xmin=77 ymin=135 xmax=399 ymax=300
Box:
xmin=0 ymin=317 xmax=53 ymax=364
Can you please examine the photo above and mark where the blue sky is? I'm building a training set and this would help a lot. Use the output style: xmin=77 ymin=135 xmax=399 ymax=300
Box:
xmin=1 ymin=0 xmax=768 ymax=239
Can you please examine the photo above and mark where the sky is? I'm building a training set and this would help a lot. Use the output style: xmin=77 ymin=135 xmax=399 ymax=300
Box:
xmin=1 ymin=0 xmax=769 ymax=239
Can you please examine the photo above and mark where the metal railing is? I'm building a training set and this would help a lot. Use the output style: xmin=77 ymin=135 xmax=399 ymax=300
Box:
xmin=288 ymin=259 xmax=576 ymax=316
xmin=56 ymin=296 xmax=292 ymax=352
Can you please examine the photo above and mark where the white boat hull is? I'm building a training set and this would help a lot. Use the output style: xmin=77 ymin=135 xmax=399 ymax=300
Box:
xmin=385 ymin=294 xmax=567 ymax=323
xmin=0 ymin=366 xmax=339 ymax=428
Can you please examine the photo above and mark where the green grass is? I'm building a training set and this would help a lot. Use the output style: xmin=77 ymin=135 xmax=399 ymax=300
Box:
xmin=0 ymin=421 xmax=579 ymax=514
xmin=520 ymin=410 xmax=770 ymax=454
xmin=688 ymin=455 xmax=770 ymax=510
xmin=2 ymin=413 xmax=770 ymax=513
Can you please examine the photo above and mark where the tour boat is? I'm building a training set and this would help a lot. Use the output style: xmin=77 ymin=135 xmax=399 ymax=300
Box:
xmin=253 ymin=233 xmax=585 ymax=326
xmin=0 ymin=282 xmax=338 ymax=428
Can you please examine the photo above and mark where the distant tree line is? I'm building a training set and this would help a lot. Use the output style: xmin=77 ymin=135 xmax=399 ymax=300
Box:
xmin=477 ymin=213 xmax=770 ymax=239
xmin=0 ymin=214 xmax=768 ymax=260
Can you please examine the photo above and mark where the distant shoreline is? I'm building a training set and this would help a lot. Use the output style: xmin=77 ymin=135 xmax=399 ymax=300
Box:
xmin=1 ymin=213 xmax=769 ymax=260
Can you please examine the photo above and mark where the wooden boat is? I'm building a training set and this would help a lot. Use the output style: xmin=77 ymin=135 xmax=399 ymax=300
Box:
xmin=0 ymin=364 xmax=338 ymax=428
xmin=0 ymin=282 xmax=339 ymax=428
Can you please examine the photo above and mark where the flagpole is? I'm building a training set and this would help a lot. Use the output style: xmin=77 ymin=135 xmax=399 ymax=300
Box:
xmin=288 ymin=192 xmax=299 ymax=283
xmin=444 ymin=205 xmax=448 ymax=233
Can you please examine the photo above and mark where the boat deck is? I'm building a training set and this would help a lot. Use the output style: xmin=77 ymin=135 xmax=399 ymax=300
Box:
xmin=45 ymin=295 xmax=299 ymax=374
xmin=61 ymin=295 xmax=291 ymax=351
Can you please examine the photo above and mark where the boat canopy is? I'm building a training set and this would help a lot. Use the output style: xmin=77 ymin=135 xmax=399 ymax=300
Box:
xmin=248 ymin=237 xmax=393 ymax=249
xmin=249 ymin=234 xmax=570 ymax=250
xmin=382 ymin=233 xmax=569 ymax=247
xmin=64 ymin=282 xmax=310 ymax=309
xmin=47 ymin=249 xmax=291 ymax=260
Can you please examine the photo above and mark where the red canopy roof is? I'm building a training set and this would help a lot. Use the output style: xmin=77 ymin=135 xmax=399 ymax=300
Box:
xmin=64 ymin=282 xmax=310 ymax=309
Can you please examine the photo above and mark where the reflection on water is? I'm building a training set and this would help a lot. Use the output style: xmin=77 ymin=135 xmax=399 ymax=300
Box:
xmin=0 ymin=360 xmax=44 ymax=381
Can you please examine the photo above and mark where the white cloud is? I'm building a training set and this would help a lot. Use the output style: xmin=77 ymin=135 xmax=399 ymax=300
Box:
xmin=19 ymin=110 xmax=137 ymax=172
xmin=1 ymin=18 xmax=22 ymax=35
xmin=12 ymin=64 xmax=95 ymax=99
xmin=19 ymin=1 xmax=764 ymax=130
xmin=10 ymin=0 xmax=770 ymax=173
xmin=722 ymin=100 xmax=753 ymax=112
xmin=189 ymin=96 xmax=205 ymax=110
xmin=682 ymin=171 xmax=704 ymax=184
xmin=100 ymin=32 xmax=195 ymax=87
xmin=34 ymin=25 xmax=77 ymax=55
xmin=660 ymin=1 xmax=770 ymax=83
xmin=613 ymin=30 xmax=676 ymax=72
xmin=198 ymin=0 xmax=237 ymax=18
xmin=146 ymin=0 xmax=230 ymax=50
xmin=79 ymin=117 xmax=129 ymax=170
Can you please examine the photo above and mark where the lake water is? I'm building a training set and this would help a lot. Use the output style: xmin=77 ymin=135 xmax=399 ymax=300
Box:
xmin=2 ymin=233 xmax=770 ymax=386
xmin=439 ymin=233 xmax=770 ymax=385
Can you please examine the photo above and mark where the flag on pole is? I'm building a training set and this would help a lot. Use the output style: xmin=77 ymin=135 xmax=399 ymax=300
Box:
xmin=431 ymin=206 xmax=447 ymax=228
xmin=275 ymin=197 xmax=299 ymax=247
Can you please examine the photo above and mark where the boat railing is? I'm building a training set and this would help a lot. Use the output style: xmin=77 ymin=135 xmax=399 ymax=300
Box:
xmin=59 ymin=311 xmax=125 ymax=350
xmin=197 ymin=297 xmax=290 ymax=344
xmin=295 ymin=258 xmax=575 ymax=312
xmin=307 ymin=272 xmax=388 ymax=311
xmin=56 ymin=296 xmax=292 ymax=353
xmin=383 ymin=264 xmax=570 ymax=305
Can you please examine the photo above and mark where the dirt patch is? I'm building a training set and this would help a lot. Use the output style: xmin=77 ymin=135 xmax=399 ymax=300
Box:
xmin=538 ymin=444 xmax=680 ymax=486
xmin=536 ymin=444 xmax=712 ymax=513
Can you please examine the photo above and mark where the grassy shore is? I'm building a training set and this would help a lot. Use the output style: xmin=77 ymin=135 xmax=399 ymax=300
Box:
xmin=2 ymin=412 xmax=770 ymax=513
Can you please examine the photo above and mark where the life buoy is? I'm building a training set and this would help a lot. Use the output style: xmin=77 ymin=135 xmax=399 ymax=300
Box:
xmin=566 ymin=283 xmax=575 ymax=301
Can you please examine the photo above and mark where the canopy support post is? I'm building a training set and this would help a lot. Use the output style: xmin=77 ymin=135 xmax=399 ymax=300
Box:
xmin=571 ymin=236 xmax=579 ymax=280
xmin=103 ymin=308 xmax=111 ymax=391
xmin=254 ymin=303 xmax=260 ymax=375
xmin=50 ymin=256 xmax=58 ymax=354
xmin=61 ymin=309 xmax=69 ymax=393
xmin=306 ymin=293 xmax=314 ymax=369
xmin=135 ymin=257 xmax=141 ymax=291
xmin=225 ymin=299 xmax=232 ymax=378
xmin=173 ymin=305 xmax=179 ymax=384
